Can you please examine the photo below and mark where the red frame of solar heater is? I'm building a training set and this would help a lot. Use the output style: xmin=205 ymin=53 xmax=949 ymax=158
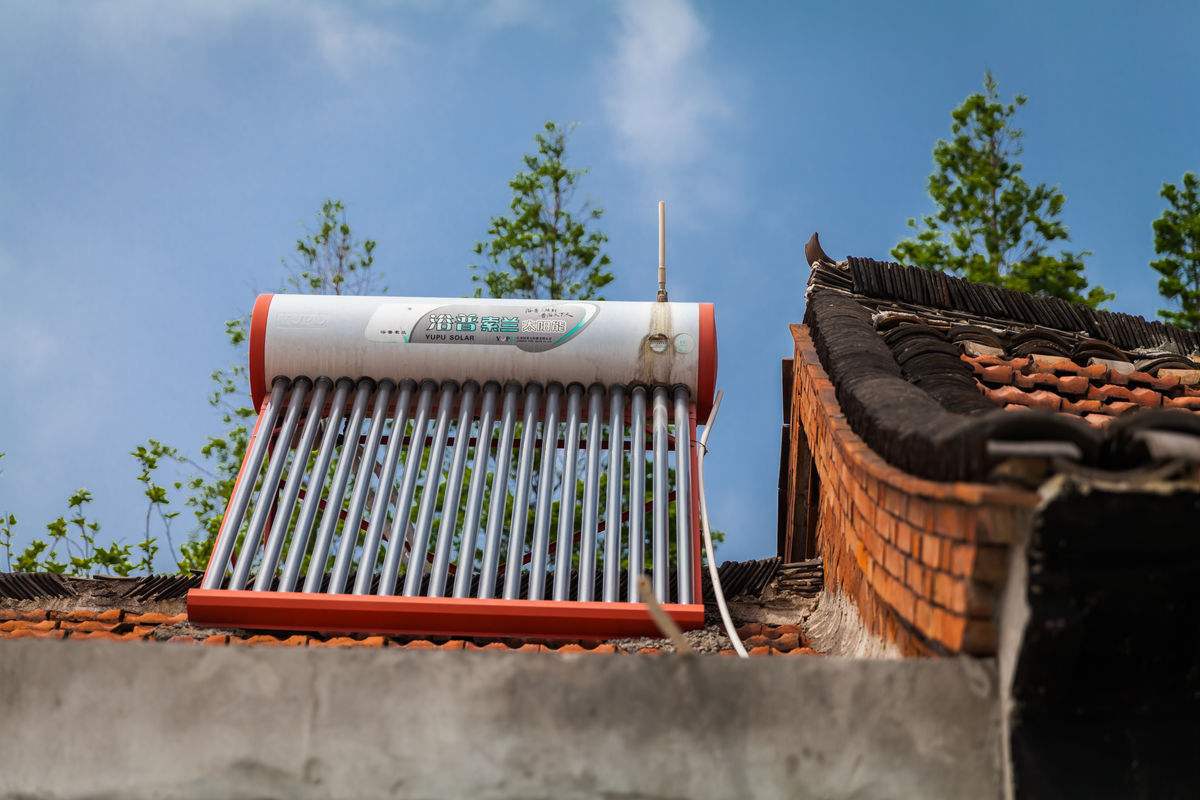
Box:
xmin=189 ymin=401 xmax=708 ymax=641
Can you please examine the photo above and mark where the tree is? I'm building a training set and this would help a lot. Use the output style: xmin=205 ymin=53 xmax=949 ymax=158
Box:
xmin=1151 ymin=172 xmax=1200 ymax=331
xmin=176 ymin=199 xmax=383 ymax=572
xmin=286 ymin=199 xmax=382 ymax=295
xmin=0 ymin=444 xmax=174 ymax=577
xmin=0 ymin=201 xmax=379 ymax=576
xmin=471 ymin=121 xmax=613 ymax=300
xmin=467 ymin=124 xmax=722 ymax=564
xmin=893 ymin=71 xmax=1112 ymax=308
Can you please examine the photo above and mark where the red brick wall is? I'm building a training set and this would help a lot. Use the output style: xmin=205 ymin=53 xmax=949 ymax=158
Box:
xmin=787 ymin=325 xmax=1038 ymax=655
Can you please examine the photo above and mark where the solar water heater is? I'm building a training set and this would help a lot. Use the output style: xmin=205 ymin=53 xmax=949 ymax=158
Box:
xmin=187 ymin=291 xmax=717 ymax=639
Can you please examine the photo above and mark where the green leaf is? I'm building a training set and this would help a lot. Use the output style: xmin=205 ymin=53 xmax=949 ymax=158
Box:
xmin=892 ymin=71 xmax=1111 ymax=308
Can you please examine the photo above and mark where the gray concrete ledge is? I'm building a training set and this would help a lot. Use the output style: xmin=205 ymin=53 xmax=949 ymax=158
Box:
xmin=0 ymin=640 xmax=1002 ymax=800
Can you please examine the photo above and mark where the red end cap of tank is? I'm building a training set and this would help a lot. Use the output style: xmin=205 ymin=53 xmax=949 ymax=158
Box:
xmin=249 ymin=294 xmax=274 ymax=410
xmin=697 ymin=303 xmax=717 ymax=420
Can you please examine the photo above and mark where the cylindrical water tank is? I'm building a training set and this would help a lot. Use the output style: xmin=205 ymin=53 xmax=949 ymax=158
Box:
xmin=249 ymin=294 xmax=717 ymax=416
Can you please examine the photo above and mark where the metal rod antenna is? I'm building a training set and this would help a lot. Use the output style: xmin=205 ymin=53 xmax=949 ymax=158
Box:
xmin=656 ymin=200 xmax=668 ymax=302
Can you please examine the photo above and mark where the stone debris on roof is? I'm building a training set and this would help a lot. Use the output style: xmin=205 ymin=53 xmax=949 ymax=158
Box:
xmin=0 ymin=562 xmax=822 ymax=656
xmin=0 ymin=606 xmax=818 ymax=656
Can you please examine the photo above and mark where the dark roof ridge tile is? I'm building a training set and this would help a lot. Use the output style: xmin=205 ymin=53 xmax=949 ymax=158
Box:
xmin=816 ymin=256 xmax=1200 ymax=356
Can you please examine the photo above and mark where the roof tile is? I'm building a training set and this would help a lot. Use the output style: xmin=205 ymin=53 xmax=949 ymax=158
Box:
xmin=1 ymin=619 xmax=56 ymax=633
xmin=1159 ymin=368 xmax=1200 ymax=386
xmin=8 ymin=628 xmax=66 ymax=640
xmin=1062 ymin=399 xmax=1104 ymax=415
xmin=1029 ymin=354 xmax=1076 ymax=373
xmin=1165 ymin=396 xmax=1200 ymax=410
xmin=1015 ymin=372 xmax=1059 ymax=390
xmin=1099 ymin=401 xmax=1137 ymax=416
xmin=1056 ymin=375 xmax=1090 ymax=395
xmin=1088 ymin=384 xmax=1133 ymax=403
xmin=1129 ymin=388 xmax=1163 ymax=408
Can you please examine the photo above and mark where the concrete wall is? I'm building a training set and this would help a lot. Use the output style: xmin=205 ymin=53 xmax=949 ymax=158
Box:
xmin=0 ymin=640 xmax=1003 ymax=800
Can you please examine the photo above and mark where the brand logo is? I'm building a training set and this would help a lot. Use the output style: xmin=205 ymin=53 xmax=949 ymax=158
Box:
xmin=276 ymin=312 xmax=328 ymax=328
xmin=366 ymin=302 xmax=598 ymax=352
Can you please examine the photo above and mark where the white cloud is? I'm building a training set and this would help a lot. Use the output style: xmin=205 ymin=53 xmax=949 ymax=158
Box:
xmin=76 ymin=0 xmax=404 ymax=79
xmin=300 ymin=3 xmax=405 ymax=78
xmin=603 ymin=0 xmax=737 ymax=212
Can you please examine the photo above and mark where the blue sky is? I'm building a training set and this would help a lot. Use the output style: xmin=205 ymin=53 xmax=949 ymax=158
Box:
xmin=1 ymin=0 xmax=1197 ymax=568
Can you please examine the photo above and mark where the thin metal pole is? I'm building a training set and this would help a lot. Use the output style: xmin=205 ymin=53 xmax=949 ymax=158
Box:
xmin=552 ymin=384 xmax=584 ymax=601
xmin=526 ymin=383 xmax=561 ymax=600
xmin=576 ymin=384 xmax=604 ymax=601
xmin=502 ymin=383 xmax=542 ymax=600
xmin=477 ymin=383 xmax=520 ymax=599
xmin=302 ymin=379 xmax=372 ymax=593
xmin=651 ymin=386 xmax=670 ymax=602
xmin=253 ymin=377 xmax=330 ymax=591
xmin=278 ymin=378 xmax=351 ymax=592
xmin=376 ymin=381 xmax=435 ymax=595
xmin=673 ymin=386 xmax=694 ymax=604
xmin=352 ymin=380 xmax=415 ymax=595
xmin=427 ymin=381 xmax=478 ymax=598
xmin=228 ymin=378 xmax=310 ymax=591
xmin=453 ymin=382 xmax=499 ymax=598
xmin=327 ymin=379 xmax=394 ymax=594
xmin=202 ymin=378 xmax=288 ymax=590
xmin=627 ymin=386 xmax=647 ymax=602
xmin=402 ymin=381 xmax=457 ymax=596
xmin=602 ymin=385 xmax=625 ymax=602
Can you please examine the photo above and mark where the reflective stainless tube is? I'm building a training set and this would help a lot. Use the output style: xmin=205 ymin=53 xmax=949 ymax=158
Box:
xmin=352 ymin=380 xmax=415 ymax=594
xmin=503 ymin=383 xmax=542 ymax=600
xmin=453 ymin=382 xmax=499 ymax=598
xmin=627 ymin=386 xmax=647 ymax=603
xmin=253 ymin=377 xmax=330 ymax=591
xmin=478 ymin=383 xmax=520 ymax=599
xmin=552 ymin=384 xmax=584 ymax=601
xmin=209 ymin=372 xmax=705 ymax=612
xmin=202 ymin=377 xmax=287 ymax=590
xmin=327 ymin=379 xmax=394 ymax=594
xmin=402 ymin=381 xmax=457 ymax=596
xmin=427 ymin=381 xmax=477 ymax=598
xmin=228 ymin=378 xmax=310 ymax=591
xmin=673 ymin=386 xmax=694 ymax=604
xmin=576 ymin=384 xmax=604 ymax=601
xmin=303 ymin=379 xmax=372 ymax=593
xmin=278 ymin=377 xmax=351 ymax=593
xmin=651 ymin=386 xmax=670 ymax=602
xmin=376 ymin=381 xmax=435 ymax=596
xmin=602 ymin=385 xmax=625 ymax=602
xmin=526 ymin=383 xmax=561 ymax=600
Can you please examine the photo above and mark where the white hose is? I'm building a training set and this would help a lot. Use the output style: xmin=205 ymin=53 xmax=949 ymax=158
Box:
xmin=697 ymin=389 xmax=748 ymax=658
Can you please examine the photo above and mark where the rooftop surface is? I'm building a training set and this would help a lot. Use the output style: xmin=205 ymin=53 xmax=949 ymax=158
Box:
xmin=802 ymin=238 xmax=1200 ymax=482
xmin=0 ymin=559 xmax=823 ymax=656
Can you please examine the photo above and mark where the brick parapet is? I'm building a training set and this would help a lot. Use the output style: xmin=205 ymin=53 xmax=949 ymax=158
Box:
xmin=788 ymin=324 xmax=1038 ymax=655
